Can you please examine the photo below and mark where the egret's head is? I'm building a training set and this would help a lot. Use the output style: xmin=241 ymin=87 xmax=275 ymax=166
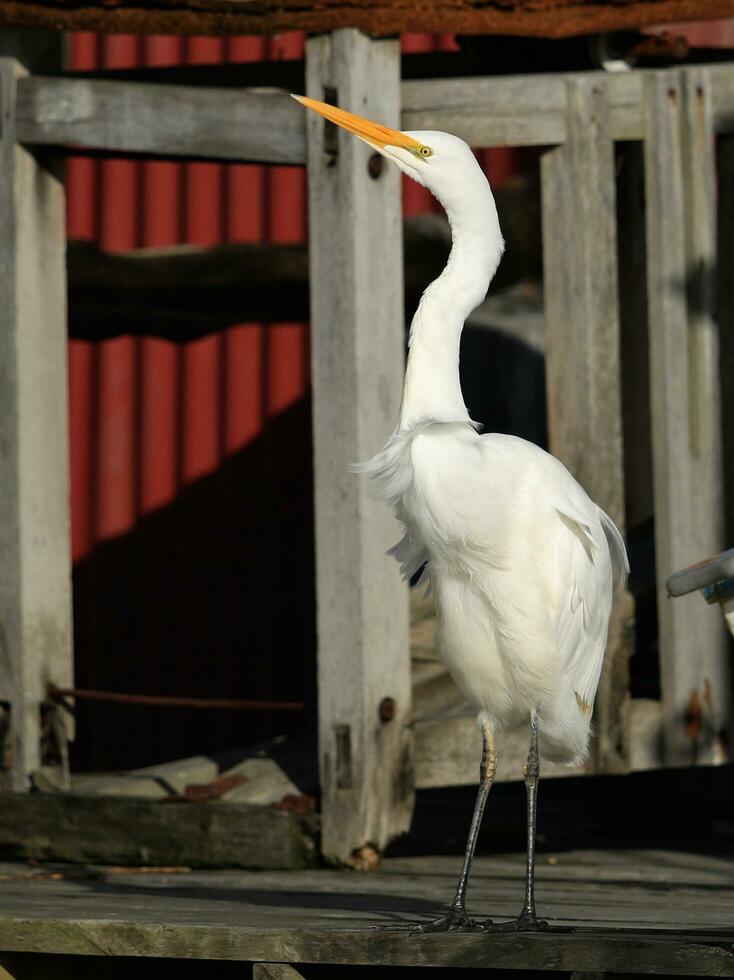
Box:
xmin=292 ymin=94 xmax=490 ymax=204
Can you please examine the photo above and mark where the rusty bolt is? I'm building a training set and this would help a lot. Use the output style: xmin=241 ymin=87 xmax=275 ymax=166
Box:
xmin=368 ymin=153 xmax=383 ymax=179
xmin=379 ymin=697 xmax=396 ymax=723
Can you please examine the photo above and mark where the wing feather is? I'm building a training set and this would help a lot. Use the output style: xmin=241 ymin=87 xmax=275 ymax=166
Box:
xmin=552 ymin=503 xmax=628 ymax=711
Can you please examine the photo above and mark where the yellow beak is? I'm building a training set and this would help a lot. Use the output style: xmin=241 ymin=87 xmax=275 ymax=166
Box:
xmin=291 ymin=94 xmax=422 ymax=152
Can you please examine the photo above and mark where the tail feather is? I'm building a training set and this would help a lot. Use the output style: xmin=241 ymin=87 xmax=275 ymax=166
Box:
xmin=599 ymin=507 xmax=629 ymax=585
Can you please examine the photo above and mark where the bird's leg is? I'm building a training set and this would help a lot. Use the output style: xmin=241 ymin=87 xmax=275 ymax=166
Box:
xmin=451 ymin=719 xmax=496 ymax=916
xmin=519 ymin=705 xmax=543 ymax=928
xmin=417 ymin=720 xmax=496 ymax=932
xmin=485 ymin=706 xmax=548 ymax=933
xmin=384 ymin=720 xmax=495 ymax=932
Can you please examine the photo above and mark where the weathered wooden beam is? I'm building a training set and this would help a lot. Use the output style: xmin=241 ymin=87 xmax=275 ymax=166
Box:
xmin=0 ymin=793 xmax=316 ymax=869
xmin=0 ymin=49 xmax=73 ymax=792
xmin=0 ymin=0 xmax=733 ymax=41
xmin=15 ymin=76 xmax=306 ymax=165
xmin=2 ymin=912 xmax=734 ymax=974
xmin=541 ymin=77 xmax=631 ymax=774
xmin=12 ymin=67 xmax=734 ymax=166
xmin=719 ymin=134 xmax=734 ymax=546
xmin=643 ymin=69 xmax=728 ymax=767
xmin=306 ymin=29 xmax=412 ymax=865
xmin=402 ymin=71 xmax=645 ymax=146
xmin=413 ymin=715 xmax=585 ymax=787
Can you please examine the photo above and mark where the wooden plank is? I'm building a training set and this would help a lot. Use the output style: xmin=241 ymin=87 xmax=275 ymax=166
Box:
xmin=413 ymin=715 xmax=583 ymax=788
xmin=541 ymin=77 xmax=631 ymax=775
xmin=401 ymin=71 xmax=643 ymax=146
xmin=253 ymin=966 xmax=306 ymax=980
xmin=0 ymin=793 xmax=315 ymax=869
xmin=718 ymin=134 xmax=734 ymax=545
xmin=643 ymin=69 xmax=729 ymax=767
xmin=305 ymin=29 xmax=412 ymax=864
xmin=2 ymin=848 xmax=734 ymax=972
xmin=2 ymin=0 xmax=734 ymax=42
xmin=8 ymin=67 xmax=665 ymax=163
xmin=15 ymin=76 xmax=306 ymax=165
xmin=414 ymin=699 xmax=664 ymax=786
xmin=14 ymin=65 xmax=734 ymax=163
xmin=0 ymin=51 xmax=72 ymax=792
xmin=1 ymin=914 xmax=734 ymax=974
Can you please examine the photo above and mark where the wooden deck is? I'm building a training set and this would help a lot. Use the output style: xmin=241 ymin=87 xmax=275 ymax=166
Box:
xmin=2 ymin=848 xmax=734 ymax=975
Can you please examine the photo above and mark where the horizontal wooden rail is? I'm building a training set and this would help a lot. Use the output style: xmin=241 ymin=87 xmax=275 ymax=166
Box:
xmin=15 ymin=76 xmax=307 ymax=164
xmin=13 ymin=66 xmax=734 ymax=161
xmin=402 ymin=71 xmax=644 ymax=146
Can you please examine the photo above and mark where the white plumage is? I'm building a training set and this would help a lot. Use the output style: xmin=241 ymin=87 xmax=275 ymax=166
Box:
xmin=294 ymin=94 xmax=629 ymax=931
xmin=352 ymin=127 xmax=629 ymax=766
xmin=363 ymin=424 xmax=627 ymax=764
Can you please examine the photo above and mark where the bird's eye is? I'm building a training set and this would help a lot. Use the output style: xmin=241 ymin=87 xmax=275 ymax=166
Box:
xmin=418 ymin=146 xmax=433 ymax=158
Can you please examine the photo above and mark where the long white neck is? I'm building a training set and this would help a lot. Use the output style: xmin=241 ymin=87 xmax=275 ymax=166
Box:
xmin=398 ymin=175 xmax=503 ymax=430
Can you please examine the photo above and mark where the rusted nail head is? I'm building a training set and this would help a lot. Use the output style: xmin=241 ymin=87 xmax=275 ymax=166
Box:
xmin=379 ymin=697 xmax=396 ymax=722
xmin=368 ymin=153 xmax=383 ymax=179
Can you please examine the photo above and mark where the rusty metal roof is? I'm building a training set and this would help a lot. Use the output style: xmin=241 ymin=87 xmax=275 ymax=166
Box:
xmin=1 ymin=0 xmax=733 ymax=39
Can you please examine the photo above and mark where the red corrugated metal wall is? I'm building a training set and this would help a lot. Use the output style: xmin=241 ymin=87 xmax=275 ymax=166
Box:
xmin=67 ymin=32 xmax=316 ymax=770
xmin=64 ymin=30 xmax=587 ymax=771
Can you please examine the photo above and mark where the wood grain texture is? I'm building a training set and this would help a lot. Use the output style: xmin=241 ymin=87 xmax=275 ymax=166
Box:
xmin=0 ymin=0 xmax=733 ymax=41
xmin=12 ymin=67 xmax=734 ymax=165
xmin=253 ymin=965 xmax=306 ymax=980
xmin=0 ymin=51 xmax=72 ymax=792
xmin=305 ymin=30 xmax=413 ymax=863
xmin=414 ymin=715 xmax=584 ymax=787
xmin=643 ymin=70 xmax=729 ymax=767
xmin=718 ymin=134 xmax=734 ymax=546
xmin=15 ymin=76 xmax=306 ymax=165
xmin=1 ymin=851 xmax=734 ymax=972
xmin=541 ymin=77 xmax=631 ymax=775
xmin=402 ymin=71 xmax=644 ymax=146
xmin=0 ymin=793 xmax=316 ymax=869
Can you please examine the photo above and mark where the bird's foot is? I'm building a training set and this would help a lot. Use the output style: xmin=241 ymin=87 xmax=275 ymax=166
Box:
xmin=382 ymin=906 xmax=484 ymax=933
xmin=482 ymin=911 xmax=571 ymax=934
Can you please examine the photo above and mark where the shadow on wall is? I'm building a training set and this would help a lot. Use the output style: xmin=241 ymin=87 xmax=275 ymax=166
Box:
xmin=70 ymin=395 xmax=316 ymax=773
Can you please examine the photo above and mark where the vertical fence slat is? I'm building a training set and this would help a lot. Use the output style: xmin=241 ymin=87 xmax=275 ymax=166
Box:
xmin=305 ymin=28 xmax=413 ymax=862
xmin=644 ymin=69 xmax=728 ymax=766
xmin=0 ymin=50 xmax=72 ymax=790
xmin=542 ymin=77 xmax=631 ymax=773
xmin=718 ymin=134 xmax=734 ymax=547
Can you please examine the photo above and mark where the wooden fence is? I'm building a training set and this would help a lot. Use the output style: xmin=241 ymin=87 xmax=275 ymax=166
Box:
xmin=1 ymin=28 xmax=732 ymax=863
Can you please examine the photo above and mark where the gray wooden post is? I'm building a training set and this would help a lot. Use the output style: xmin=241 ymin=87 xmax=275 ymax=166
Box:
xmin=718 ymin=134 xmax=734 ymax=546
xmin=643 ymin=69 xmax=728 ymax=766
xmin=0 ymin=48 xmax=73 ymax=790
xmin=305 ymin=29 xmax=413 ymax=862
xmin=541 ymin=77 xmax=632 ymax=773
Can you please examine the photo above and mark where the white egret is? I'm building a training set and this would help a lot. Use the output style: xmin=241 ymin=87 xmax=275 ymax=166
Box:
xmin=294 ymin=95 xmax=629 ymax=933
